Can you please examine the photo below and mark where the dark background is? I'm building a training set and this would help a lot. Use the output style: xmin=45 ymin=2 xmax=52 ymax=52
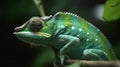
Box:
xmin=1 ymin=0 xmax=120 ymax=67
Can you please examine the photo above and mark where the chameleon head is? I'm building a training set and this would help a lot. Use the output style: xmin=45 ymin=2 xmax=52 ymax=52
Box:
xmin=13 ymin=15 xmax=52 ymax=46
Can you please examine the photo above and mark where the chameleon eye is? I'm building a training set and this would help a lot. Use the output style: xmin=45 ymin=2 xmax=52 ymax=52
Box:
xmin=29 ymin=20 xmax=43 ymax=32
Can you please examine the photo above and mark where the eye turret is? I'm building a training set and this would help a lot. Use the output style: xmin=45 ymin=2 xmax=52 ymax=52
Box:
xmin=29 ymin=17 xmax=43 ymax=32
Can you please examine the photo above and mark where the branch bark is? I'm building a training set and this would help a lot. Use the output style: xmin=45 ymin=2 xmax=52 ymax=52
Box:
xmin=65 ymin=59 xmax=120 ymax=67
xmin=33 ymin=0 xmax=45 ymax=16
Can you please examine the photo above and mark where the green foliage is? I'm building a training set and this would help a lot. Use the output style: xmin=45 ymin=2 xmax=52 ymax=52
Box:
xmin=31 ymin=47 xmax=55 ymax=67
xmin=65 ymin=61 xmax=80 ymax=67
xmin=103 ymin=0 xmax=120 ymax=22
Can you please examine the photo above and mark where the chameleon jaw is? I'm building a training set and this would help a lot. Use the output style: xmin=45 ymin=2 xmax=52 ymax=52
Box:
xmin=13 ymin=31 xmax=51 ymax=38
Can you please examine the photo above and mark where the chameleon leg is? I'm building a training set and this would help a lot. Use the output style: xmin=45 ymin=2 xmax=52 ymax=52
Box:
xmin=58 ymin=35 xmax=80 ymax=65
xmin=83 ymin=49 xmax=110 ymax=60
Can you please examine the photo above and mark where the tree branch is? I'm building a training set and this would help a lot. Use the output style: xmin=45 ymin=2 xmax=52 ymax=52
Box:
xmin=65 ymin=59 xmax=120 ymax=67
xmin=33 ymin=0 xmax=45 ymax=16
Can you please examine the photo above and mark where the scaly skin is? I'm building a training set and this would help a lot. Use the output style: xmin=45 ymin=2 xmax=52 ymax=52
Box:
xmin=14 ymin=12 xmax=116 ymax=65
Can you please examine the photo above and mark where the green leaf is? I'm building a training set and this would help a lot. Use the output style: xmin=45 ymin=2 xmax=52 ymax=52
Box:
xmin=103 ymin=0 xmax=120 ymax=22
xmin=65 ymin=61 xmax=80 ymax=67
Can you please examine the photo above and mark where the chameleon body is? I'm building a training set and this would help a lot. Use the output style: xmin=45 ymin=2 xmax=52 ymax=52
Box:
xmin=14 ymin=12 xmax=116 ymax=64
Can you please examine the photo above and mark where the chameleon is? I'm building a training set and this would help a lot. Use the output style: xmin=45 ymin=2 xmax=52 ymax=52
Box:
xmin=14 ymin=12 xmax=116 ymax=65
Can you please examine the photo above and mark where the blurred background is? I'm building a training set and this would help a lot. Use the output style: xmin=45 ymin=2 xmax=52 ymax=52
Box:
xmin=1 ymin=0 xmax=120 ymax=67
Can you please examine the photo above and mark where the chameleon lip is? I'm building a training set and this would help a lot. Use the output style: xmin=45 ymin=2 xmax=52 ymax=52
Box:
xmin=13 ymin=31 xmax=51 ymax=37
xmin=13 ymin=32 xmax=22 ymax=35
xmin=13 ymin=32 xmax=16 ymax=34
xmin=13 ymin=32 xmax=21 ymax=35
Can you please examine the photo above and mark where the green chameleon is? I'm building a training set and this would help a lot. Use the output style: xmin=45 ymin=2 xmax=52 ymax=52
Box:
xmin=14 ymin=12 xmax=116 ymax=65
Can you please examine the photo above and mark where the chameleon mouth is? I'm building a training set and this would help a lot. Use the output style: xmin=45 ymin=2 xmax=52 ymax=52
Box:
xmin=13 ymin=31 xmax=51 ymax=45
xmin=13 ymin=31 xmax=51 ymax=38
